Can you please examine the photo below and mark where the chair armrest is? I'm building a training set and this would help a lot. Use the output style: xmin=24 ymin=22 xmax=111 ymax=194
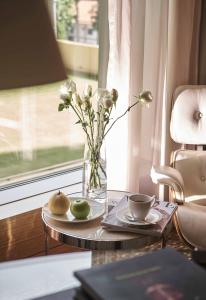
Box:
xmin=151 ymin=166 xmax=185 ymax=204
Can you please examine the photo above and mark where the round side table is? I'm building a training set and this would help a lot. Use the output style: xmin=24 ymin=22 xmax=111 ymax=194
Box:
xmin=42 ymin=191 xmax=162 ymax=264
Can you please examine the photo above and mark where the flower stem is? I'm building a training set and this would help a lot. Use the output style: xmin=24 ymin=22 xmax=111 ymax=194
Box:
xmin=103 ymin=99 xmax=140 ymax=138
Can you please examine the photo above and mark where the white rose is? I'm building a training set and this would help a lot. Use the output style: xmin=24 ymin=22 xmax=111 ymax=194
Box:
xmin=65 ymin=80 xmax=76 ymax=93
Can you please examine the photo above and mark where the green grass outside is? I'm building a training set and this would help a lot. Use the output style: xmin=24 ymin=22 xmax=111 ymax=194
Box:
xmin=0 ymin=145 xmax=84 ymax=179
xmin=0 ymin=72 xmax=97 ymax=181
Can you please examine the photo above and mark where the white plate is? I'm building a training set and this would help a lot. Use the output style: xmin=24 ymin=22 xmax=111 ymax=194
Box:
xmin=116 ymin=208 xmax=162 ymax=226
xmin=43 ymin=197 xmax=105 ymax=223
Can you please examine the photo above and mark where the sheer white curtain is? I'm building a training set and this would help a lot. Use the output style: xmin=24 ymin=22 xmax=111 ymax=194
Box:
xmin=106 ymin=0 xmax=131 ymax=192
xmin=106 ymin=0 xmax=201 ymax=196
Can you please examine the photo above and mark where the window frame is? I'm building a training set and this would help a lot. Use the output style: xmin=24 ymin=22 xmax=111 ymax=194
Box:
xmin=0 ymin=0 xmax=109 ymax=207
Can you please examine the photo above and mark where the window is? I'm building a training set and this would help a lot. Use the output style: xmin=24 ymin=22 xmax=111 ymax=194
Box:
xmin=0 ymin=0 xmax=99 ymax=188
xmin=56 ymin=0 xmax=99 ymax=45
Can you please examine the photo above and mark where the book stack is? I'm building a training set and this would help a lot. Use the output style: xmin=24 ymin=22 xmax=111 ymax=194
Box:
xmin=101 ymin=196 xmax=178 ymax=237
xmin=35 ymin=248 xmax=206 ymax=299
xmin=73 ymin=248 xmax=206 ymax=300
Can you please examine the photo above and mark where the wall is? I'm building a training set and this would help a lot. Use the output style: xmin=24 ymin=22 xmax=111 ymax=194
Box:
xmin=58 ymin=40 xmax=98 ymax=76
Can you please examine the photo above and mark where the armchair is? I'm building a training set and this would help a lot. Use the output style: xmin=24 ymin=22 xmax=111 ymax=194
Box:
xmin=151 ymin=86 xmax=206 ymax=249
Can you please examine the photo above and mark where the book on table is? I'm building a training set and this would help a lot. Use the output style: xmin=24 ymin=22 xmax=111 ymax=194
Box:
xmin=74 ymin=247 xmax=206 ymax=300
xmin=101 ymin=196 xmax=177 ymax=237
xmin=34 ymin=287 xmax=77 ymax=300
xmin=34 ymin=287 xmax=90 ymax=300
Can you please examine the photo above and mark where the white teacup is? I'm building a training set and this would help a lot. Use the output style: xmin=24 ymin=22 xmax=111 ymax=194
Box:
xmin=128 ymin=194 xmax=155 ymax=221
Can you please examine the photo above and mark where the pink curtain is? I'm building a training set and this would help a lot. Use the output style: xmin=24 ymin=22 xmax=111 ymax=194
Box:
xmin=106 ymin=0 xmax=202 ymax=196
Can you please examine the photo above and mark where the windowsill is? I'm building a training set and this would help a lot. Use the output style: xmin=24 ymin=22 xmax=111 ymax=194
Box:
xmin=0 ymin=192 xmax=54 ymax=220
xmin=0 ymin=186 xmax=82 ymax=220
xmin=0 ymin=163 xmax=82 ymax=220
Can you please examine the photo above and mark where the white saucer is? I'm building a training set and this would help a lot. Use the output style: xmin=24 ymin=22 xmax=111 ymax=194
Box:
xmin=43 ymin=197 xmax=105 ymax=223
xmin=116 ymin=208 xmax=162 ymax=226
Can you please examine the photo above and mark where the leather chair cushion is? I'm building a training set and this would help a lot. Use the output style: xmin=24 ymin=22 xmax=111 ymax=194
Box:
xmin=173 ymin=150 xmax=206 ymax=198
xmin=177 ymin=199 xmax=206 ymax=248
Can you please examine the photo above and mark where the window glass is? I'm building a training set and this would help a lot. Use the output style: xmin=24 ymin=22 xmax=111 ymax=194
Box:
xmin=56 ymin=0 xmax=98 ymax=45
xmin=0 ymin=0 xmax=99 ymax=185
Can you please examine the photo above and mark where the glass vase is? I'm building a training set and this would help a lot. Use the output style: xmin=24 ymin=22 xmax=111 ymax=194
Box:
xmin=82 ymin=139 xmax=107 ymax=204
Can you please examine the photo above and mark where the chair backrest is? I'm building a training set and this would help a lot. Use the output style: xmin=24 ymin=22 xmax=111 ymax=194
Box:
xmin=170 ymin=85 xmax=206 ymax=145
xmin=170 ymin=85 xmax=206 ymax=197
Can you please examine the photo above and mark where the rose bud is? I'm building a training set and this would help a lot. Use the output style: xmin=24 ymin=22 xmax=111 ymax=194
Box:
xmin=103 ymin=95 xmax=113 ymax=108
xmin=84 ymin=85 xmax=92 ymax=98
xmin=111 ymin=88 xmax=118 ymax=103
xmin=139 ymin=91 xmax=153 ymax=104
xmin=83 ymin=97 xmax=91 ymax=109
xmin=73 ymin=93 xmax=82 ymax=106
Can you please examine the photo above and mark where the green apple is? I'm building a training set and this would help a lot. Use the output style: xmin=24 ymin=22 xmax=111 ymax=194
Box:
xmin=70 ymin=199 xmax=90 ymax=219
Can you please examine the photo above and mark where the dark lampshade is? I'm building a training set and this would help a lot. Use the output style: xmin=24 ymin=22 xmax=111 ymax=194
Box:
xmin=0 ymin=0 xmax=67 ymax=90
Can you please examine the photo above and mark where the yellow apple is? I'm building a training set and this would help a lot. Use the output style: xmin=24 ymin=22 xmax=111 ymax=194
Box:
xmin=48 ymin=191 xmax=70 ymax=215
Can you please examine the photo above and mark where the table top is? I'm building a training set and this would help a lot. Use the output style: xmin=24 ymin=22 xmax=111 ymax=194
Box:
xmin=42 ymin=190 xmax=160 ymax=251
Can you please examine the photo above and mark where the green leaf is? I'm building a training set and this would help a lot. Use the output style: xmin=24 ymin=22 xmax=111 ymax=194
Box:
xmin=75 ymin=120 xmax=81 ymax=124
xmin=58 ymin=103 xmax=65 ymax=111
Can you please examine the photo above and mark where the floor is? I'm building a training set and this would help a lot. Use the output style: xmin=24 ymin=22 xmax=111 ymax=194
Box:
xmin=92 ymin=229 xmax=192 ymax=265
xmin=141 ymin=230 xmax=192 ymax=258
